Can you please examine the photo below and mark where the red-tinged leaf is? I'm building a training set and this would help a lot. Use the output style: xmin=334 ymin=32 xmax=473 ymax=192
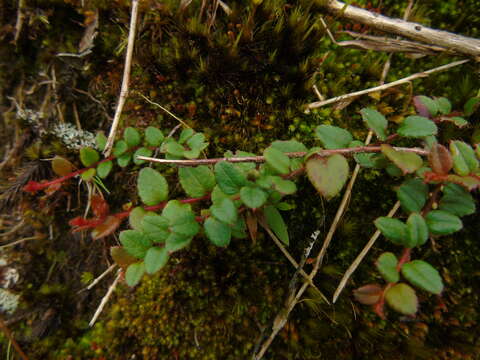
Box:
xmin=353 ymin=284 xmax=383 ymax=305
xmin=446 ymin=175 xmax=480 ymax=191
xmin=91 ymin=216 xmax=122 ymax=240
xmin=428 ymin=143 xmax=453 ymax=175
xmin=381 ymin=144 xmax=423 ymax=175
xmin=306 ymin=154 xmax=349 ymax=199
xmin=110 ymin=246 xmax=137 ymax=269
xmin=413 ymin=96 xmax=434 ymax=118
xmin=91 ymin=195 xmax=110 ymax=218
xmin=52 ymin=156 xmax=75 ymax=176
xmin=246 ymin=211 xmax=258 ymax=244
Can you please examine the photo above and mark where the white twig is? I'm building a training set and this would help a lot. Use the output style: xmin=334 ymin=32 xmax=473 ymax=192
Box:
xmin=104 ymin=0 xmax=140 ymax=156
xmin=79 ymin=264 xmax=117 ymax=292
xmin=137 ymin=93 xmax=191 ymax=129
xmin=332 ymin=201 xmax=401 ymax=303
xmin=259 ymin=221 xmax=329 ymax=304
xmin=305 ymin=59 xmax=469 ymax=110
xmin=89 ymin=270 xmax=122 ymax=327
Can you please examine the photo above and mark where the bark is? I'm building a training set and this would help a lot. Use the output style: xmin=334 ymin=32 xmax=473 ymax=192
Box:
xmin=324 ymin=0 xmax=480 ymax=58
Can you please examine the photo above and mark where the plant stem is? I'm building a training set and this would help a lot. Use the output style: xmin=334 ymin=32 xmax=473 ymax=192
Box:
xmin=138 ymin=145 xmax=428 ymax=166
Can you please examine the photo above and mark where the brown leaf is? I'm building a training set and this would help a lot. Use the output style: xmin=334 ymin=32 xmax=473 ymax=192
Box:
xmin=91 ymin=216 xmax=121 ymax=240
xmin=428 ymin=143 xmax=453 ymax=175
xmin=353 ymin=284 xmax=383 ymax=305
xmin=245 ymin=211 xmax=258 ymax=244
xmin=110 ymin=246 xmax=137 ymax=269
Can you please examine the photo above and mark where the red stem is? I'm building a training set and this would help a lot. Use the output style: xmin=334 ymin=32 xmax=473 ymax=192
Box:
xmin=396 ymin=248 xmax=411 ymax=272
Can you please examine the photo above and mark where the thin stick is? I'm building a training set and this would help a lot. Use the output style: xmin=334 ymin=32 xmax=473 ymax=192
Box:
xmin=104 ymin=0 xmax=139 ymax=156
xmin=332 ymin=201 xmax=401 ymax=303
xmin=137 ymin=145 xmax=428 ymax=166
xmin=259 ymin=222 xmax=329 ymax=304
xmin=305 ymin=59 xmax=469 ymax=110
xmin=14 ymin=0 xmax=26 ymax=45
xmin=0 ymin=235 xmax=41 ymax=249
xmin=79 ymin=264 xmax=117 ymax=292
xmin=89 ymin=270 xmax=122 ymax=327
xmin=324 ymin=0 xmax=480 ymax=57
xmin=0 ymin=316 xmax=29 ymax=360
xmin=137 ymin=93 xmax=191 ymax=129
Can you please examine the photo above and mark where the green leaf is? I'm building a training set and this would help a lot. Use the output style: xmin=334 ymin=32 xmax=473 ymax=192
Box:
xmin=204 ymin=217 xmax=231 ymax=247
xmin=315 ymin=125 xmax=353 ymax=149
xmin=360 ymin=108 xmax=388 ymax=141
xmin=214 ymin=161 xmax=248 ymax=195
xmin=144 ymin=247 xmax=169 ymax=274
xmin=397 ymin=116 xmax=438 ymax=138
xmin=133 ymin=147 xmax=153 ymax=165
xmin=374 ymin=217 xmax=407 ymax=246
xmin=80 ymin=147 xmax=100 ymax=167
xmin=464 ymin=97 xmax=480 ymax=116
xmin=381 ymin=144 xmax=423 ymax=175
xmin=240 ymin=186 xmax=268 ymax=209
xmin=80 ymin=168 xmax=96 ymax=181
xmin=406 ymin=213 xmax=429 ymax=247
xmin=52 ymin=156 xmax=74 ymax=176
xmin=439 ymin=183 xmax=476 ymax=216
xmin=137 ymin=168 xmax=169 ymax=206
xmin=271 ymin=177 xmax=297 ymax=195
xmin=186 ymin=133 xmax=208 ymax=151
xmin=161 ymin=201 xmax=199 ymax=238
xmin=231 ymin=216 xmax=247 ymax=239
xmin=183 ymin=148 xmax=201 ymax=160
xmin=401 ymin=260 xmax=444 ymax=294
xmin=178 ymin=128 xmax=195 ymax=144
xmin=450 ymin=141 xmax=478 ymax=176
xmin=125 ymin=262 xmax=145 ymax=287
xmin=425 ymin=210 xmax=462 ymax=235
xmin=95 ymin=132 xmax=107 ymax=151
xmin=129 ymin=206 xmax=148 ymax=230
xmin=119 ymin=230 xmax=152 ymax=258
xmin=165 ymin=233 xmax=192 ymax=252
xmin=376 ymin=252 xmax=399 ymax=283
xmin=145 ymin=126 xmax=164 ymax=147
xmin=385 ymin=283 xmax=418 ymax=315
xmin=306 ymin=154 xmax=349 ymax=200
xmin=270 ymin=140 xmax=307 ymax=152
xmin=264 ymin=147 xmax=291 ymax=174
xmin=178 ymin=166 xmax=215 ymax=197
xmin=164 ymin=141 xmax=186 ymax=158
xmin=142 ymin=215 xmax=169 ymax=243
xmin=113 ymin=140 xmax=128 ymax=156
xmin=117 ymin=153 xmax=132 ymax=167
xmin=96 ymin=160 xmax=113 ymax=179
xmin=435 ymin=97 xmax=451 ymax=115
xmin=211 ymin=198 xmax=237 ymax=225
xmin=124 ymin=127 xmax=141 ymax=147
xmin=264 ymin=205 xmax=289 ymax=245
xmin=396 ymin=178 xmax=428 ymax=213
xmin=224 ymin=150 xmax=257 ymax=172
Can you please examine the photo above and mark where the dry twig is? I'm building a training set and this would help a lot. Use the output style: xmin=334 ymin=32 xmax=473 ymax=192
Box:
xmin=89 ymin=270 xmax=122 ymax=327
xmin=104 ymin=0 xmax=140 ymax=156
xmin=306 ymin=59 xmax=469 ymax=109
xmin=332 ymin=201 xmax=401 ymax=303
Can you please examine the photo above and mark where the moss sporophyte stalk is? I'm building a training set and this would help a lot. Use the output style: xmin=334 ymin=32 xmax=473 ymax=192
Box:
xmin=23 ymin=95 xmax=479 ymax=318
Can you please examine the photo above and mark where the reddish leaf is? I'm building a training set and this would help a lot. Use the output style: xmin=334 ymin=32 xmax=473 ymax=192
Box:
xmin=413 ymin=96 xmax=431 ymax=118
xmin=353 ymin=284 xmax=383 ymax=305
xmin=91 ymin=195 xmax=110 ymax=218
xmin=44 ymin=182 xmax=62 ymax=196
xmin=91 ymin=216 xmax=121 ymax=240
xmin=429 ymin=144 xmax=453 ymax=175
